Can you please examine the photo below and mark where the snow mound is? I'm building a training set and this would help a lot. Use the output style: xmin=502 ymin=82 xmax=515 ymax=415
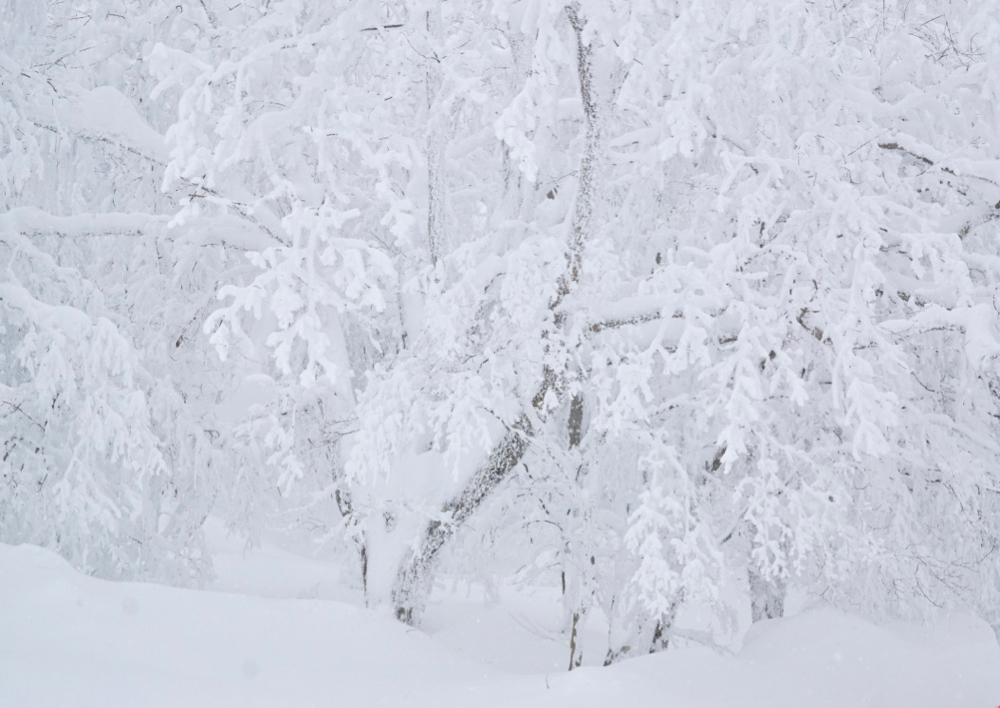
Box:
xmin=0 ymin=543 xmax=517 ymax=708
xmin=1 ymin=542 xmax=997 ymax=708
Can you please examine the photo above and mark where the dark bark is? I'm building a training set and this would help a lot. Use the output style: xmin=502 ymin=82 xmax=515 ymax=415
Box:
xmin=425 ymin=7 xmax=445 ymax=267
xmin=568 ymin=392 xmax=585 ymax=449
xmin=746 ymin=517 xmax=787 ymax=622
xmin=749 ymin=564 xmax=786 ymax=622
xmin=603 ymin=598 xmax=680 ymax=665
xmin=392 ymin=3 xmax=607 ymax=629
xmin=565 ymin=3 xmax=599 ymax=287
xmin=335 ymin=487 xmax=369 ymax=598
xmin=392 ymin=417 xmax=531 ymax=624
xmin=568 ymin=611 xmax=583 ymax=669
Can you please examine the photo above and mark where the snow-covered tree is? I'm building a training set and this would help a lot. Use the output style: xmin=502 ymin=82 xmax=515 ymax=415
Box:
xmin=0 ymin=0 xmax=239 ymax=583
xmin=6 ymin=0 xmax=1000 ymax=666
xmin=176 ymin=0 xmax=1000 ymax=657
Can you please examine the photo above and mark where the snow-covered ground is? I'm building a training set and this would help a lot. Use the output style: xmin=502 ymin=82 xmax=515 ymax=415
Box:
xmin=2 ymin=537 xmax=998 ymax=708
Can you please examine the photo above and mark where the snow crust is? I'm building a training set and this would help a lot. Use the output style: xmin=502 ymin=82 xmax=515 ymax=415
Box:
xmin=2 ymin=541 xmax=997 ymax=708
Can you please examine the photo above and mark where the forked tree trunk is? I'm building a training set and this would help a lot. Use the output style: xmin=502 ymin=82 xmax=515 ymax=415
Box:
xmin=393 ymin=3 xmax=610 ymax=628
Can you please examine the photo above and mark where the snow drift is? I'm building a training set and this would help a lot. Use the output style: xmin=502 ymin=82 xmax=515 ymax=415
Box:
xmin=1 ymin=542 xmax=997 ymax=708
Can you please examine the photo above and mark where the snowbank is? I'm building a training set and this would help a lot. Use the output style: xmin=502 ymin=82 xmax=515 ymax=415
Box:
xmin=1 ymin=543 xmax=997 ymax=707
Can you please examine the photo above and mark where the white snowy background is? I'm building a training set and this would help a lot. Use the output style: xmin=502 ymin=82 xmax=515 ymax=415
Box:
xmin=2 ymin=0 xmax=1000 ymax=704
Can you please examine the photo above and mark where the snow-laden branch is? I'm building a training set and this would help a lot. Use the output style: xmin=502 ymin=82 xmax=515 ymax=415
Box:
xmin=0 ymin=208 xmax=166 ymax=238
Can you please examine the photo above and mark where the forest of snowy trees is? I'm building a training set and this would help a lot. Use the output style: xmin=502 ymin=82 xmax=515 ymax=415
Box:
xmin=3 ymin=0 xmax=1000 ymax=667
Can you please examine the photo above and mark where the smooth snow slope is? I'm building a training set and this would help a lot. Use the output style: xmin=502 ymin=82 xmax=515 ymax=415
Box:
xmin=1 ymin=543 xmax=998 ymax=708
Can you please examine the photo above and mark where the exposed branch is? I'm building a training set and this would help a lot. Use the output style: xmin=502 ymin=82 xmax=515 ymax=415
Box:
xmin=589 ymin=310 xmax=662 ymax=333
xmin=878 ymin=142 xmax=934 ymax=167
xmin=796 ymin=308 xmax=827 ymax=343
xmin=1 ymin=401 xmax=46 ymax=432
xmin=30 ymin=119 xmax=165 ymax=166
xmin=878 ymin=141 xmax=999 ymax=186
xmin=1 ymin=207 xmax=164 ymax=239
xmin=958 ymin=201 xmax=1000 ymax=240
xmin=360 ymin=23 xmax=405 ymax=32
xmin=31 ymin=118 xmax=283 ymax=244
xmin=181 ymin=184 xmax=283 ymax=244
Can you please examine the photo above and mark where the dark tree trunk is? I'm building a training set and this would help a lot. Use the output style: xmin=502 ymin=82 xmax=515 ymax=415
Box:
xmin=749 ymin=564 xmax=786 ymax=622
xmin=392 ymin=419 xmax=531 ymax=624
xmin=393 ymin=1 xmax=611 ymax=630
xmin=603 ymin=597 xmax=680 ymax=665
xmin=568 ymin=611 xmax=583 ymax=670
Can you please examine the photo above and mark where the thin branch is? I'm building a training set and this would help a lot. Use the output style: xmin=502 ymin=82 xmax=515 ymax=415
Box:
xmin=1 ymin=402 xmax=46 ymax=432
xmin=878 ymin=141 xmax=998 ymax=186
xmin=589 ymin=310 xmax=662 ymax=333
xmin=360 ymin=23 xmax=404 ymax=32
